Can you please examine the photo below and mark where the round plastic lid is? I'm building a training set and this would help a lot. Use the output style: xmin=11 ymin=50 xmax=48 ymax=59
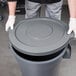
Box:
xmin=9 ymin=18 xmax=70 ymax=56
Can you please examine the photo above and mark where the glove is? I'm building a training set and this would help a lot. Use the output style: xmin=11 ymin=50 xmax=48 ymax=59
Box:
xmin=68 ymin=18 xmax=76 ymax=38
xmin=5 ymin=15 xmax=16 ymax=31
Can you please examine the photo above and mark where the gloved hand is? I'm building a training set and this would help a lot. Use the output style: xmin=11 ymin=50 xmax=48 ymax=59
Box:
xmin=68 ymin=18 xmax=76 ymax=38
xmin=5 ymin=15 xmax=16 ymax=31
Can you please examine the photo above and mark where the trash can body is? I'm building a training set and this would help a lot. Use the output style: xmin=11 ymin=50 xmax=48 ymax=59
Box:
xmin=10 ymin=46 xmax=66 ymax=76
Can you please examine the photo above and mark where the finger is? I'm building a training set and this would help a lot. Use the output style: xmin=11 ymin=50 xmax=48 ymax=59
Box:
xmin=5 ymin=25 xmax=9 ymax=31
xmin=74 ymin=31 xmax=76 ymax=38
xmin=10 ymin=25 xmax=13 ymax=30
xmin=67 ymin=29 xmax=72 ymax=34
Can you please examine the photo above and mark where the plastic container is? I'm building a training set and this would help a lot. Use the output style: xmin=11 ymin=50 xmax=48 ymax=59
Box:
xmin=9 ymin=18 xmax=74 ymax=76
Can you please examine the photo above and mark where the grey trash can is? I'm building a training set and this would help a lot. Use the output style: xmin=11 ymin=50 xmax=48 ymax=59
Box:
xmin=9 ymin=18 xmax=74 ymax=76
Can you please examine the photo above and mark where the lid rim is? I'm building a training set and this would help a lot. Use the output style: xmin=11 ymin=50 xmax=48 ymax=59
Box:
xmin=9 ymin=18 xmax=69 ymax=56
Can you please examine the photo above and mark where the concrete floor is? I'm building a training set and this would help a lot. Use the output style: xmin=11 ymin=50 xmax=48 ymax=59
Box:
xmin=0 ymin=5 xmax=76 ymax=76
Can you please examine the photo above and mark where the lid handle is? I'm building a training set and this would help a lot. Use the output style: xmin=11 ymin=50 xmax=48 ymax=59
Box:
xmin=63 ymin=44 xmax=71 ymax=59
xmin=68 ymin=31 xmax=75 ymax=39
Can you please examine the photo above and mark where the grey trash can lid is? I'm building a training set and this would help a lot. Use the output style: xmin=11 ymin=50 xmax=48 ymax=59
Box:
xmin=9 ymin=18 xmax=73 ymax=56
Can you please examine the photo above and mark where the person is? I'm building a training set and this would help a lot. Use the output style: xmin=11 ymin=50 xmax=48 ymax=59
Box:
xmin=5 ymin=0 xmax=76 ymax=38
